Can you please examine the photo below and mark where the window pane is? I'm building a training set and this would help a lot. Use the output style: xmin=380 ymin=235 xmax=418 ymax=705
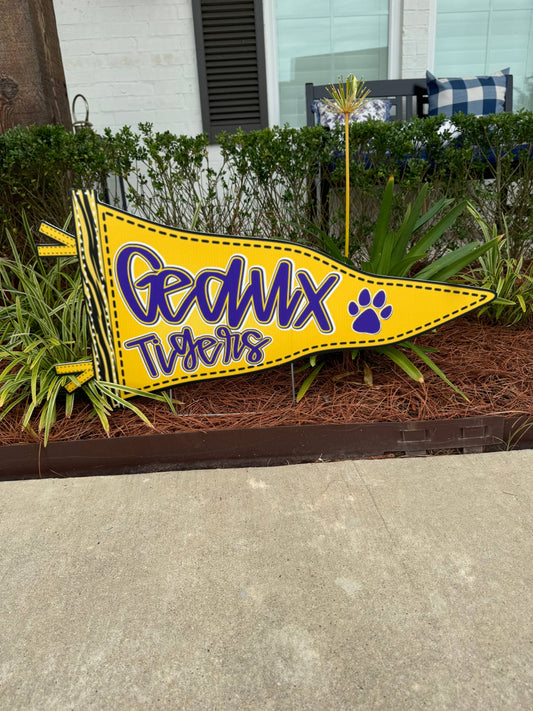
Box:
xmin=275 ymin=0 xmax=389 ymax=126
xmin=435 ymin=1 xmax=533 ymax=110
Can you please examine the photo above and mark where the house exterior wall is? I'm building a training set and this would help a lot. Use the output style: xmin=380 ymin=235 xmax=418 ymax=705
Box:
xmin=53 ymin=0 xmax=203 ymax=135
xmin=401 ymin=0 xmax=436 ymax=78
xmin=55 ymin=0 xmax=436 ymax=135
xmin=58 ymin=1 xmax=530 ymax=135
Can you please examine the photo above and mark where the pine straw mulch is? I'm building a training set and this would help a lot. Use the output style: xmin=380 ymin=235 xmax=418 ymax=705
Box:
xmin=1 ymin=317 xmax=532 ymax=447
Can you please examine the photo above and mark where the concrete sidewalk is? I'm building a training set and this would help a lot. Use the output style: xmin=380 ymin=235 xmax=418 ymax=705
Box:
xmin=0 ymin=451 xmax=532 ymax=710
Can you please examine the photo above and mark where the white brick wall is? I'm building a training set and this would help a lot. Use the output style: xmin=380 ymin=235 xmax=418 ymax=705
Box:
xmin=53 ymin=0 xmax=202 ymax=136
xmin=400 ymin=0 xmax=436 ymax=78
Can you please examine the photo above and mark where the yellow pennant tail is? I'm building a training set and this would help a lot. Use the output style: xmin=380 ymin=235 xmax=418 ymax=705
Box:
xmin=55 ymin=361 xmax=95 ymax=392
xmin=37 ymin=222 xmax=77 ymax=257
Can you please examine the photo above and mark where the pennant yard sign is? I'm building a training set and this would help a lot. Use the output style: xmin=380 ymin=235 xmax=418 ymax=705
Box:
xmin=38 ymin=190 xmax=494 ymax=397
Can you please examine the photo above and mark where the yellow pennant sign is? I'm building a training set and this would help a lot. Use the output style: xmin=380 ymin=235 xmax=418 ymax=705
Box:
xmin=38 ymin=190 xmax=494 ymax=396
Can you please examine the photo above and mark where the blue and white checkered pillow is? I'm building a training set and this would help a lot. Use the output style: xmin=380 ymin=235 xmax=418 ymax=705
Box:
xmin=426 ymin=68 xmax=509 ymax=117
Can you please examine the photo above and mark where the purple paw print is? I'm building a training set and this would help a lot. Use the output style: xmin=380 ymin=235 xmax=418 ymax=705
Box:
xmin=349 ymin=288 xmax=393 ymax=335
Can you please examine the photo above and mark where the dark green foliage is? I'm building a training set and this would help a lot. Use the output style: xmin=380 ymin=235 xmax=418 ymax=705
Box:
xmin=331 ymin=111 xmax=533 ymax=260
xmin=463 ymin=209 xmax=533 ymax=326
xmin=104 ymin=123 xmax=331 ymax=244
xmin=103 ymin=124 xmax=213 ymax=230
xmin=1 ymin=113 xmax=531 ymax=261
xmin=218 ymin=125 xmax=331 ymax=244
xmin=0 ymin=124 xmax=113 ymax=257
xmin=1 ymin=114 xmax=532 ymax=416
xmin=361 ymin=176 xmax=498 ymax=281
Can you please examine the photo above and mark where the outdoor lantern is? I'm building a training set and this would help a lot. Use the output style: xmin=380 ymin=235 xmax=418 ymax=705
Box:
xmin=71 ymin=93 xmax=92 ymax=132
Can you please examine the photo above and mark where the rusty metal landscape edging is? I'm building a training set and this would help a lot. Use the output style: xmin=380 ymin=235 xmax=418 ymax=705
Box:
xmin=1 ymin=414 xmax=531 ymax=481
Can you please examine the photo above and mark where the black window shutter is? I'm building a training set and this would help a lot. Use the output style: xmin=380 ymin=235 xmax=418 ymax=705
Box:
xmin=193 ymin=0 xmax=268 ymax=142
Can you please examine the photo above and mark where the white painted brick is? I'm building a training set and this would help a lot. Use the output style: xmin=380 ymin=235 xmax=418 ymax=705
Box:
xmin=140 ymin=35 xmax=193 ymax=52
xmin=400 ymin=0 xmax=434 ymax=77
xmin=177 ymin=4 xmax=194 ymax=20
xmin=405 ymin=0 xmax=431 ymax=10
xmin=60 ymin=21 xmax=147 ymax=41
xmin=142 ymin=20 xmax=186 ymax=38
xmin=107 ymin=95 xmax=154 ymax=112
xmin=149 ymin=53 xmax=182 ymax=67
xmin=93 ymin=5 xmax=155 ymax=23
xmin=151 ymin=5 xmax=180 ymax=21
xmin=58 ymin=39 xmax=105 ymax=57
xmin=163 ymin=93 xmax=199 ymax=109
xmin=182 ymin=62 xmax=200 ymax=81
xmin=124 ymin=82 xmax=158 ymax=97
xmin=404 ymin=12 xmax=429 ymax=30
xmin=64 ymin=55 xmax=105 ymax=71
xmin=81 ymin=83 xmax=117 ymax=100
xmin=55 ymin=0 xmax=202 ymax=135
xmin=137 ymin=65 xmax=186 ymax=84
xmin=98 ymin=39 xmax=141 ymax=55
xmin=403 ymin=39 xmax=418 ymax=55
xmin=101 ymin=21 xmax=149 ymax=38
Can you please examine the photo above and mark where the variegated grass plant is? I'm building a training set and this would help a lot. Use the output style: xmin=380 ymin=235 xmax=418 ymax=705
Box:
xmin=464 ymin=207 xmax=533 ymax=325
xmin=322 ymin=74 xmax=370 ymax=259
xmin=0 ymin=217 xmax=174 ymax=445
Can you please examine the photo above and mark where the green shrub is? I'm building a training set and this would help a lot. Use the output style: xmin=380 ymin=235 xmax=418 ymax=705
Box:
xmin=103 ymin=124 xmax=213 ymax=230
xmin=106 ymin=122 xmax=331 ymax=244
xmin=0 ymin=124 xmax=111 ymax=257
xmin=319 ymin=111 xmax=533 ymax=261
xmin=360 ymin=176 xmax=498 ymax=281
xmin=1 ymin=113 xmax=531 ymax=262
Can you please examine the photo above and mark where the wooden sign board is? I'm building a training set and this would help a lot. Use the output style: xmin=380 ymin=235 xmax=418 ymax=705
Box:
xmin=38 ymin=190 xmax=494 ymax=396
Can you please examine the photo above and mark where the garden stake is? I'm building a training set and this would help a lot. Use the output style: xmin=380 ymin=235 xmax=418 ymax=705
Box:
xmin=291 ymin=363 xmax=296 ymax=406
xmin=322 ymin=75 xmax=370 ymax=258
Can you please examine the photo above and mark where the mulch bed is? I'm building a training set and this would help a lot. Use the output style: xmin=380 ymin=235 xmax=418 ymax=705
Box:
xmin=1 ymin=317 xmax=532 ymax=447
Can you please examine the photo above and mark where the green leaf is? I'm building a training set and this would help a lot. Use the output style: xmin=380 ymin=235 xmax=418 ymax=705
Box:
xmin=376 ymin=230 xmax=397 ymax=275
xmin=296 ymin=362 xmax=325 ymax=403
xmin=417 ymin=237 xmax=499 ymax=282
xmin=404 ymin=200 xmax=468 ymax=264
xmin=374 ymin=345 xmax=424 ymax=383
xmin=411 ymin=196 xmax=453 ymax=234
xmin=387 ymin=252 xmax=424 ymax=279
xmin=402 ymin=341 xmax=469 ymax=401
xmin=390 ymin=183 xmax=430 ymax=263
xmin=97 ymin=384 xmax=154 ymax=429
xmin=368 ymin=176 xmax=394 ymax=268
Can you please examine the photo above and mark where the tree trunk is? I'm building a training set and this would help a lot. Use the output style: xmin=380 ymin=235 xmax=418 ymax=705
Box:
xmin=0 ymin=0 xmax=71 ymax=132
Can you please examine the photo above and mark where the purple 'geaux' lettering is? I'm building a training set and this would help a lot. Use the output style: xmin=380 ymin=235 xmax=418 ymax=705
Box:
xmin=115 ymin=244 xmax=193 ymax=325
xmin=115 ymin=244 xmax=340 ymax=333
